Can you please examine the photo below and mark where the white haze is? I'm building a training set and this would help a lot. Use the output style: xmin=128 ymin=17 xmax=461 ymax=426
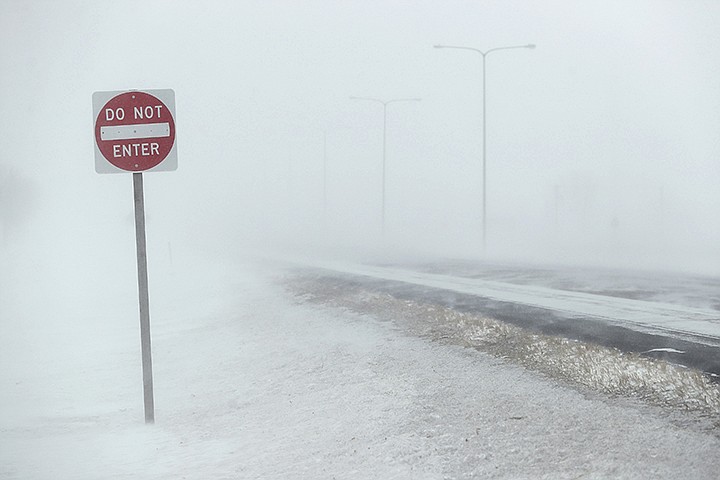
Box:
xmin=1 ymin=0 xmax=719 ymax=319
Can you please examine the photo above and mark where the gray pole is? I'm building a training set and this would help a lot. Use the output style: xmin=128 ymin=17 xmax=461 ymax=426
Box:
xmin=482 ymin=53 xmax=487 ymax=252
xmin=349 ymin=96 xmax=421 ymax=238
xmin=132 ymin=172 xmax=155 ymax=424
xmin=381 ymin=102 xmax=388 ymax=236
xmin=323 ymin=131 xmax=328 ymax=219
xmin=434 ymin=43 xmax=535 ymax=254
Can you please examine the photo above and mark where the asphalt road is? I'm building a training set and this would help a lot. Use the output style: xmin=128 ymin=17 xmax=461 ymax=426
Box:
xmin=298 ymin=260 xmax=720 ymax=379
xmin=402 ymin=260 xmax=720 ymax=312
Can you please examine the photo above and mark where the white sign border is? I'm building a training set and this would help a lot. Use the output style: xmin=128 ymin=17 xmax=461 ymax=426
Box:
xmin=92 ymin=89 xmax=178 ymax=174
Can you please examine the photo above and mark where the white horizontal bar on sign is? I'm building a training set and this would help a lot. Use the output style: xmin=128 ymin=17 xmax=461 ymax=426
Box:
xmin=100 ymin=122 xmax=170 ymax=141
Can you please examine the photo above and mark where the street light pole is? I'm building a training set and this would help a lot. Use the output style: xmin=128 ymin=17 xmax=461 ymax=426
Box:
xmin=434 ymin=43 xmax=535 ymax=252
xmin=350 ymin=96 xmax=421 ymax=236
xmin=323 ymin=131 xmax=328 ymax=219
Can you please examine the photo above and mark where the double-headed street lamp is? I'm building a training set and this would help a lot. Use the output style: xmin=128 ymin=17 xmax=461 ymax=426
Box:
xmin=350 ymin=96 xmax=421 ymax=236
xmin=434 ymin=43 xmax=535 ymax=252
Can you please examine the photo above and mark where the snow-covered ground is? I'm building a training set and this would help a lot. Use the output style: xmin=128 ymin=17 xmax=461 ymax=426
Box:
xmin=3 ymin=257 xmax=720 ymax=479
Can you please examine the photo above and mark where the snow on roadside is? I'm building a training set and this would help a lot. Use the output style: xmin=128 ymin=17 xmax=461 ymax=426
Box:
xmin=3 ymin=259 xmax=720 ymax=479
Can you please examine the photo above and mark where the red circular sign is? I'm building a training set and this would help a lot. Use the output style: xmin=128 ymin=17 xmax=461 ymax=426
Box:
xmin=94 ymin=91 xmax=176 ymax=172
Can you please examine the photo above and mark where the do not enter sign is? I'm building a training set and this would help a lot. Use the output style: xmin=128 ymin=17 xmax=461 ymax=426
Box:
xmin=93 ymin=89 xmax=177 ymax=173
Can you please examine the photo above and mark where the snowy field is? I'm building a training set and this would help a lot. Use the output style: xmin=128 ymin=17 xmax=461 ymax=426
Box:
xmin=3 ymin=258 xmax=720 ymax=479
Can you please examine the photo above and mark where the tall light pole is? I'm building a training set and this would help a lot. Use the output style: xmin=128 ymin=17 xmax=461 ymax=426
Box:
xmin=350 ymin=96 xmax=421 ymax=236
xmin=323 ymin=131 xmax=328 ymax=219
xmin=434 ymin=43 xmax=535 ymax=252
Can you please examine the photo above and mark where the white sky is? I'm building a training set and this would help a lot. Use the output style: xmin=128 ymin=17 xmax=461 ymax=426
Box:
xmin=1 ymin=0 xmax=719 ymax=274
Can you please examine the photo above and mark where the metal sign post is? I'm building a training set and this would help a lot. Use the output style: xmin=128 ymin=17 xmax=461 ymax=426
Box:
xmin=133 ymin=172 xmax=154 ymax=423
xmin=93 ymin=89 xmax=177 ymax=424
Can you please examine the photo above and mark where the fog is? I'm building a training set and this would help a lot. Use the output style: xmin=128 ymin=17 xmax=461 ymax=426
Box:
xmin=2 ymin=0 xmax=719 ymax=316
